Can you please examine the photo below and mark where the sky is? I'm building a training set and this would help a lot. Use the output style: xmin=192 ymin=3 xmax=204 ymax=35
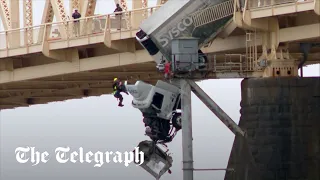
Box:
xmin=0 ymin=1 xmax=320 ymax=180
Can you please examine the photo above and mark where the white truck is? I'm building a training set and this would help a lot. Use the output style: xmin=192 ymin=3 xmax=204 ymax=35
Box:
xmin=125 ymin=80 xmax=182 ymax=143
xmin=136 ymin=0 xmax=234 ymax=68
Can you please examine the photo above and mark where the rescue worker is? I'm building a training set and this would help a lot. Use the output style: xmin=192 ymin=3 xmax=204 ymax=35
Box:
xmin=164 ymin=60 xmax=172 ymax=80
xmin=113 ymin=78 xmax=128 ymax=107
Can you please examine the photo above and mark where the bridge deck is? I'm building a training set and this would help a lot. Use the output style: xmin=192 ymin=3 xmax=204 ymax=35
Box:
xmin=0 ymin=0 xmax=319 ymax=110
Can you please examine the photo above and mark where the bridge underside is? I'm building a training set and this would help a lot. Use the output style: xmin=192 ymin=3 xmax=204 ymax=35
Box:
xmin=0 ymin=59 xmax=161 ymax=110
xmin=0 ymin=1 xmax=320 ymax=110
xmin=1 ymin=26 xmax=320 ymax=110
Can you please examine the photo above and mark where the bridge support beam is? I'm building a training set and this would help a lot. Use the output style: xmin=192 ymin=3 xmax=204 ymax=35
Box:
xmin=180 ymin=79 xmax=194 ymax=180
xmin=8 ymin=0 xmax=20 ymax=48
xmin=181 ymin=80 xmax=260 ymax=180
xmin=0 ymin=0 xmax=11 ymax=30
xmin=80 ymin=0 xmax=97 ymax=36
xmin=23 ymin=0 xmax=33 ymax=45
xmin=0 ymin=58 xmax=13 ymax=71
xmin=103 ymin=22 xmax=136 ymax=52
xmin=131 ymin=0 xmax=147 ymax=29
xmin=260 ymin=47 xmax=299 ymax=78
xmin=104 ymin=37 xmax=136 ymax=53
xmin=50 ymin=0 xmax=68 ymax=39
xmin=188 ymin=80 xmax=245 ymax=136
xmin=42 ymin=30 xmax=79 ymax=62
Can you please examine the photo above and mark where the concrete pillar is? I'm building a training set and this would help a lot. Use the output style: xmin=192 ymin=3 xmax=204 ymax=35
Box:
xmin=225 ymin=77 xmax=320 ymax=180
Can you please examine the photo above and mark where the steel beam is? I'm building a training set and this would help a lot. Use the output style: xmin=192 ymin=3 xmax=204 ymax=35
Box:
xmin=114 ymin=0 xmax=128 ymax=11
xmin=70 ymin=0 xmax=81 ymax=18
xmin=180 ymin=79 xmax=194 ymax=180
xmin=0 ymin=0 xmax=10 ymax=29
xmin=0 ymin=87 xmax=114 ymax=104
xmin=131 ymin=0 xmax=147 ymax=29
xmin=9 ymin=0 xmax=19 ymax=28
xmin=50 ymin=0 xmax=68 ymax=39
xmin=7 ymin=0 xmax=20 ymax=48
xmin=80 ymin=0 xmax=96 ymax=36
xmin=23 ymin=0 xmax=33 ymax=45
xmin=187 ymin=80 xmax=245 ymax=136
xmin=0 ymin=50 xmax=153 ymax=84
xmin=38 ymin=0 xmax=54 ymax=42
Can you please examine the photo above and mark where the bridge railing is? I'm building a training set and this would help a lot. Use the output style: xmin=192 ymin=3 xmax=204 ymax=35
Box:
xmin=169 ymin=53 xmax=255 ymax=77
xmin=0 ymin=24 xmax=44 ymax=49
xmin=247 ymin=0 xmax=313 ymax=9
xmin=0 ymin=5 xmax=161 ymax=50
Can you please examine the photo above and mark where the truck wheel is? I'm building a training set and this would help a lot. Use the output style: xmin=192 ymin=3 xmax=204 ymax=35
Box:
xmin=172 ymin=113 xmax=182 ymax=130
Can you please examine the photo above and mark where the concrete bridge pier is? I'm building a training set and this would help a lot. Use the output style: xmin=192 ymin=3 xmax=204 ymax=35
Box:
xmin=225 ymin=77 xmax=320 ymax=180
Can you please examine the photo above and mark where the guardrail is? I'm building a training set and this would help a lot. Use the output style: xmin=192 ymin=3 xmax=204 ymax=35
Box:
xmin=247 ymin=0 xmax=313 ymax=9
xmin=167 ymin=53 xmax=253 ymax=75
xmin=0 ymin=5 xmax=161 ymax=50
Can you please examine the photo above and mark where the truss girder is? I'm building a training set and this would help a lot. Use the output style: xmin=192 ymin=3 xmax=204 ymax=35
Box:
xmin=9 ymin=0 xmax=19 ymax=28
xmin=80 ymin=0 xmax=96 ymax=35
xmin=50 ymin=0 xmax=68 ymax=38
xmin=82 ymin=0 xmax=96 ymax=17
xmin=37 ymin=0 xmax=54 ymax=44
xmin=115 ymin=0 xmax=128 ymax=11
xmin=23 ymin=0 xmax=33 ymax=45
xmin=131 ymin=0 xmax=148 ymax=29
xmin=142 ymin=0 xmax=148 ymax=17
xmin=42 ymin=0 xmax=54 ymax=24
xmin=142 ymin=0 xmax=148 ymax=8
xmin=70 ymin=0 xmax=81 ymax=18
xmin=23 ymin=0 xmax=33 ymax=27
xmin=50 ymin=0 xmax=68 ymax=22
xmin=0 ymin=0 xmax=10 ymax=29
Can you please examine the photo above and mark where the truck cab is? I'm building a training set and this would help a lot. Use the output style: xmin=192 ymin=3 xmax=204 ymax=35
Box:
xmin=136 ymin=0 xmax=234 ymax=67
xmin=125 ymin=80 xmax=181 ymax=121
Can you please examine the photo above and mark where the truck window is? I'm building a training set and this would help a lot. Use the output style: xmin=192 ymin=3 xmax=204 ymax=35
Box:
xmin=136 ymin=30 xmax=159 ymax=56
xmin=152 ymin=92 xmax=164 ymax=109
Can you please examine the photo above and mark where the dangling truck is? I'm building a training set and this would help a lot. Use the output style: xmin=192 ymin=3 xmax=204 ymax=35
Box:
xmin=131 ymin=1 xmax=235 ymax=178
xmin=125 ymin=80 xmax=181 ymax=179
xmin=136 ymin=0 xmax=235 ymax=67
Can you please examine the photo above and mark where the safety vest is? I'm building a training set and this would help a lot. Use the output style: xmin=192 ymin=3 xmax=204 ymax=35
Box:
xmin=113 ymin=85 xmax=117 ymax=94
xmin=112 ymin=82 xmax=119 ymax=94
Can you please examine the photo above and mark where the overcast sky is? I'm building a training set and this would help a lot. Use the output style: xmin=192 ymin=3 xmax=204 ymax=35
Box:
xmin=0 ymin=1 xmax=319 ymax=180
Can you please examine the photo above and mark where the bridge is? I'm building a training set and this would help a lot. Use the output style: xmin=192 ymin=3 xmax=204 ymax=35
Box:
xmin=1 ymin=1 xmax=320 ymax=180
xmin=0 ymin=0 xmax=319 ymax=110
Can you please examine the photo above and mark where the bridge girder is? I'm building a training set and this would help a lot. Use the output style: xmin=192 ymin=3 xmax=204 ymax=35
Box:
xmin=0 ymin=50 xmax=154 ymax=84
xmin=70 ymin=0 xmax=81 ymax=17
xmin=23 ymin=0 xmax=33 ymax=45
xmin=0 ymin=0 xmax=10 ymax=29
